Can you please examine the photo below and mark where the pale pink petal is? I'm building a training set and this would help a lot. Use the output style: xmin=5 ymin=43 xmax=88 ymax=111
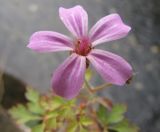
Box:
xmin=87 ymin=49 xmax=132 ymax=85
xmin=89 ymin=14 xmax=131 ymax=46
xmin=52 ymin=54 xmax=86 ymax=99
xmin=27 ymin=31 xmax=73 ymax=52
xmin=59 ymin=5 xmax=88 ymax=38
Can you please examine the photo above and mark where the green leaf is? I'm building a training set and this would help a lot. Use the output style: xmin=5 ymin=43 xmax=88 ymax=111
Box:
xmin=59 ymin=108 xmax=74 ymax=119
xmin=53 ymin=96 xmax=65 ymax=104
xmin=110 ymin=119 xmax=139 ymax=132
xmin=9 ymin=104 xmax=40 ymax=124
xmin=45 ymin=110 xmax=58 ymax=119
xmin=97 ymin=104 xmax=108 ymax=123
xmin=25 ymin=120 xmax=41 ymax=128
xmin=67 ymin=99 xmax=76 ymax=106
xmin=27 ymin=102 xmax=44 ymax=115
xmin=106 ymin=104 xmax=127 ymax=124
xmin=46 ymin=96 xmax=65 ymax=110
xmin=97 ymin=104 xmax=127 ymax=125
xmin=26 ymin=88 xmax=40 ymax=103
xmin=107 ymin=114 xmax=124 ymax=124
xmin=112 ymin=104 xmax=127 ymax=115
xmin=68 ymin=121 xmax=78 ymax=132
xmin=40 ymin=96 xmax=59 ymax=111
xmin=45 ymin=118 xmax=57 ymax=129
xmin=79 ymin=125 xmax=88 ymax=132
xmin=32 ymin=124 xmax=45 ymax=132
xmin=80 ymin=116 xmax=93 ymax=126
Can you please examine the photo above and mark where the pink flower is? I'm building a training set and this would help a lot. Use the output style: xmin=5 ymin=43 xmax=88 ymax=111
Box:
xmin=28 ymin=5 xmax=132 ymax=99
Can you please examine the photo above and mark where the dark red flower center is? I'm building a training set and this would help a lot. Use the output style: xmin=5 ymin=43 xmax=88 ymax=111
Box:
xmin=74 ymin=38 xmax=92 ymax=56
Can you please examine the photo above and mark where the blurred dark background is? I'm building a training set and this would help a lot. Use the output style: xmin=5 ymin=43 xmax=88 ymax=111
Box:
xmin=0 ymin=0 xmax=160 ymax=131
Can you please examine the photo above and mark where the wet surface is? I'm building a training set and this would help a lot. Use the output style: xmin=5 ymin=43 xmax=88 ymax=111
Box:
xmin=0 ymin=0 xmax=160 ymax=131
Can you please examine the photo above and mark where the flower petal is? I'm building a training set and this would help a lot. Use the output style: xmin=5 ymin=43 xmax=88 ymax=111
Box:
xmin=52 ymin=54 xmax=86 ymax=99
xmin=87 ymin=49 xmax=132 ymax=85
xmin=27 ymin=31 xmax=73 ymax=52
xmin=59 ymin=5 xmax=88 ymax=38
xmin=89 ymin=14 xmax=131 ymax=46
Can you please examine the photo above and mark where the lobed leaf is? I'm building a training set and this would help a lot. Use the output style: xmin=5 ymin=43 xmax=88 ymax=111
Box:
xmin=26 ymin=87 xmax=40 ymax=103
xmin=80 ymin=116 xmax=93 ymax=126
xmin=110 ymin=119 xmax=139 ymax=132
xmin=106 ymin=104 xmax=127 ymax=124
xmin=97 ymin=104 xmax=108 ymax=124
xmin=97 ymin=103 xmax=127 ymax=128
xmin=9 ymin=104 xmax=40 ymax=124
xmin=68 ymin=121 xmax=78 ymax=132
xmin=27 ymin=102 xmax=44 ymax=115
xmin=45 ymin=118 xmax=57 ymax=130
xmin=32 ymin=124 xmax=45 ymax=132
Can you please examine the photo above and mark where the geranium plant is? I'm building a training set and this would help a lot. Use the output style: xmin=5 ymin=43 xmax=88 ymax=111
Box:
xmin=9 ymin=5 xmax=139 ymax=132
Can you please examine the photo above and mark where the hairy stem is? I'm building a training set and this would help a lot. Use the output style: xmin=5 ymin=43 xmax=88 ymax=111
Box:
xmin=84 ymin=78 xmax=112 ymax=93
xmin=93 ymin=83 xmax=112 ymax=92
